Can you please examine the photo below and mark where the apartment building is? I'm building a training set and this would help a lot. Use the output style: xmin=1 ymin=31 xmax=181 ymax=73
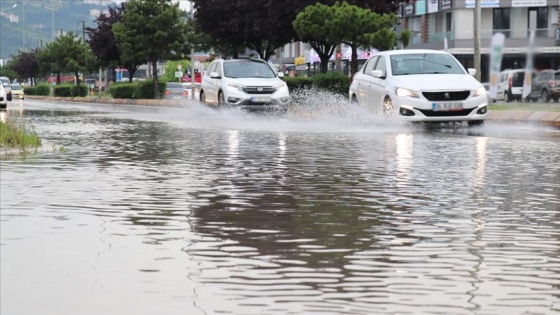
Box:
xmin=401 ymin=0 xmax=560 ymax=81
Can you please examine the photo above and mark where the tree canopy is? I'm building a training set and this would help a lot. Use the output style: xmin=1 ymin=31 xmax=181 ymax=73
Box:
xmin=331 ymin=2 xmax=398 ymax=76
xmin=113 ymin=0 xmax=188 ymax=97
xmin=37 ymin=32 xmax=97 ymax=84
xmin=195 ymin=0 xmax=405 ymax=63
xmin=293 ymin=3 xmax=339 ymax=73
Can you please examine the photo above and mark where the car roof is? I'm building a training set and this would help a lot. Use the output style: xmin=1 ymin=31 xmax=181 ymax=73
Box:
xmin=378 ymin=49 xmax=452 ymax=56
xmin=222 ymin=58 xmax=267 ymax=64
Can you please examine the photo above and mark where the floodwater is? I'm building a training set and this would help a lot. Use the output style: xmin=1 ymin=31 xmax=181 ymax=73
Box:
xmin=1 ymin=96 xmax=560 ymax=315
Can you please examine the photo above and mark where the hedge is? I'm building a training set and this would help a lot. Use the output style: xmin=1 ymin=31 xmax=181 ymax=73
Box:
xmin=53 ymin=84 xmax=88 ymax=97
xmin=110 ymin=83 xmax=136 ymax=99
xmin=283 ymin=72 xmax=350 ymax=97
xmin=109 ymin=81 xmax=166 ymax=99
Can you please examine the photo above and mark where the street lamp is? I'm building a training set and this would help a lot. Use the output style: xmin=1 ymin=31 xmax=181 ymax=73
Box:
xmin=0 ymin=3 xmax=17 ymax=13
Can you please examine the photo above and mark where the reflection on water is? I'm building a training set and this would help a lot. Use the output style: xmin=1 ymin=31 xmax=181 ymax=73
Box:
xmin=1 ymin=102 xmax=560 ymax=315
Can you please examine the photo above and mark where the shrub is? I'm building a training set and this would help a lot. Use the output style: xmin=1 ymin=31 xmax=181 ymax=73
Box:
xmin=35 ymin=83 xmax=51 ymax=96
xmin=283 ymin=76 xmax=313 ymax=92
xmin=23 ymin=86 xmax=36 ymax=95
xmin=53 ymin=84 xmax=73 ymax=97
xmin=135 ymin=80 xmax=166 ymax=99
xmin=71 ymin=85 xmax=88 ymax=97
xmin=311 ymin=72 xmax=350 ymax=96
xmin=110 ymin=83 xmax=136 ymax=99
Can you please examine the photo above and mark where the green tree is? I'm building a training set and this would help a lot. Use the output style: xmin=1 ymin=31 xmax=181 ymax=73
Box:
xmin=37 ymin=32 xmax=97 ymax=85
xmin=161 ymin=60 xmax=190 ymax=82
xmin=331 ymin=2 xmax=397 ymax=77
xmin=400 ymin=29 xmax=412 ymax=48
xmin=113 ymin=0 xmax=188 ymax=98
xmin=8 ymin=49 xmax=40 ymax=85
xmin=293 ymin=3 xmax=339 ymax=73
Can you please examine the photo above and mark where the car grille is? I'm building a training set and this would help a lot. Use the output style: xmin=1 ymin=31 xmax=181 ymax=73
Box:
xmin=243 ymin=86 xmax=275 ymax=95
xmin=422 ymin=91 xmax=471 ymax=101
xmin=239 ymin=99 xmax=279 ymax=105
xmin=417 ymin=108 xmax=476 ymax=117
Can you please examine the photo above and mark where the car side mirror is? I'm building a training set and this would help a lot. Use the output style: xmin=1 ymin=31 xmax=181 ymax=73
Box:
xmin=277 ymin=72 xmax=285 ymax=78
xmin=209 ymin=71 xmax=220 ymax=79
xmin=468 ymin=68 xmax=477 ymax=76
xmin=371 ymin=70 xmax=385 ymax=78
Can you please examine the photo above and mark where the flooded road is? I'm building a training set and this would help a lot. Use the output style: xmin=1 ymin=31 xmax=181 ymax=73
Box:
xmin=1 ymin=99 xmax=560 ymax=315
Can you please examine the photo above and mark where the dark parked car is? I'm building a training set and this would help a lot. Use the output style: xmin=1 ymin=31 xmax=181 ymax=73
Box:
xmin=526 ymin=69 xmax=560 ymax=103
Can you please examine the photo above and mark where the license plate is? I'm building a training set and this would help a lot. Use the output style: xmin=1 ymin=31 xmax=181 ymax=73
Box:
xmin=432 ymin=102 xmax=463 ymax=111
xmin=251 ymin=97 xmax=271 ymax=103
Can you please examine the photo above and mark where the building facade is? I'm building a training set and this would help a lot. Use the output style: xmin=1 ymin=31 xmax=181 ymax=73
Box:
xmin=400 ymin=0 xmax=560 ymax=82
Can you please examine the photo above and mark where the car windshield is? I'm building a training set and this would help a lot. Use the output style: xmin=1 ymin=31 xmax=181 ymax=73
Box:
xmin=390 ymin=53 xmax=465 ymax=75
xmin=11 ymin=84 xmax=22 ymax=90
xmin=223 ymin=61 xmax=276 ymax=78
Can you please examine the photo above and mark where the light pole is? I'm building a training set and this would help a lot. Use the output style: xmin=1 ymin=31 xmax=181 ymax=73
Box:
xmin=0 ymin=3 xmax=17 ymax=13
xmin=473 ymin=0 xmax=481 ymax=82
xmin=190 ymin=0 xmax=195 ymax=99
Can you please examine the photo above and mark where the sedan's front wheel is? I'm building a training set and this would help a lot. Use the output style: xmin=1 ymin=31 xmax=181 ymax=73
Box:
xmin=383 ymin=96 xmax=394 ymax=117
xmin=468 ymin=120 xmax=484 ymax=127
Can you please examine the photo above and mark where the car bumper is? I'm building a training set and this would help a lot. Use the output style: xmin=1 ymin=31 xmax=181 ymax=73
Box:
xmin=395 ymin=96 xmax=488 ymax=122
xmin=224 ymin=90 xmax=290 ymax=111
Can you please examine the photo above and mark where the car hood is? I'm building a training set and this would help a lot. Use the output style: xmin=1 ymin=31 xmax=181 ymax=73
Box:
xmin=390 ymin=74 xmax=481 ymax=91
xmin=224 ymin=77 xmax=283 ymax=86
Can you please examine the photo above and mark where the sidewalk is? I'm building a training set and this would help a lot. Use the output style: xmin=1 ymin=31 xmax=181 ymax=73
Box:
xmin=24 ymin=95 xmax=560 ymax=128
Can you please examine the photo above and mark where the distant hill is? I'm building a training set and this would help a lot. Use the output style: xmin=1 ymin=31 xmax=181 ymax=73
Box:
xmin=0 ymin=0 xmax=113 ymax=62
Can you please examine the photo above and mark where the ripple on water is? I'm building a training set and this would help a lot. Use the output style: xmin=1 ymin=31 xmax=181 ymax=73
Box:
xmin=1 ymin=97 xmax=559 ymax=315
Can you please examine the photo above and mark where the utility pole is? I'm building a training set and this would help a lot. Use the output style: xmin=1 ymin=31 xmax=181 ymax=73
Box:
xmin=190 ymin=0 xmax=195 ymax=100
xmin=473 ymin=0 xmax=481 ymax=82
xmin=78 ymin=20 xmax=86 ymax=41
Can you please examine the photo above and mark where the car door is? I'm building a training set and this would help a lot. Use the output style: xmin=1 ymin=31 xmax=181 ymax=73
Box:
xmin=368 ymin=55 xmax=388 ymax=108
xmin=356 ymin=56 xmax=377 ymax=106
xmin=496 ymin=72 xmax=507 ymax=101
xmin=203 ymin=62 xmax=219 ymax=104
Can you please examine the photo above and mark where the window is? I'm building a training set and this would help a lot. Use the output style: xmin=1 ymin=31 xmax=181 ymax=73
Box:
xmin=363 ymin=57 xmax=378 ymax=75
xmin=446 ymin=12 xmax=452 ymax=32
xmin=493 ymin=8 xmax=510 ymax=38
xmin=207 ymin=62 xmax=217 ymax=75
xmin=528 ymin=7 xmax=548 ymax=37
xmin=374 ymin=56 xmax=386 ymax=74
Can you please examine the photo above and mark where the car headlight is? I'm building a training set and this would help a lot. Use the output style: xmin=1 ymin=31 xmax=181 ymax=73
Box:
xmin=226 ymin=83 xmax=244 ymax=91
xmin=395 ymin=87 xmax=419 ymax=98
xmin=473 ymin=86 xmax=487 ymax=97
xmin=273 ymin=82 xmax=288 ymax=92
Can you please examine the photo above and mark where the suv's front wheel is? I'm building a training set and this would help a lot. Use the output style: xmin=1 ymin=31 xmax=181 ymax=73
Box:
xmin=218 ymin=91 xmax=225 ymax=107
xmin=200 ymin=91 xmax=206 ymax=104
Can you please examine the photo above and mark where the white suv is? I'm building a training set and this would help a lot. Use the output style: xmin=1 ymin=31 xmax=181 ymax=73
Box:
xmin=200 ymin=58 xmax=290 ymax=113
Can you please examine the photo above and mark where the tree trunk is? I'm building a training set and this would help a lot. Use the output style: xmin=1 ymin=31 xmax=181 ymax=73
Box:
xmin=319 ymin=55 xmax=330 ymax=73
xmin=351 ymin=45 xmax=359 ymax=78
xmin=151 ymin=59 xmax=160 ymax=99
xmin=127 ymin=68 xmax=137 ymax=82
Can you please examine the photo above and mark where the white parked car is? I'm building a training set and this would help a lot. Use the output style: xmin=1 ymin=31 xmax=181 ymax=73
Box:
xmin=349 ymin=49 xmax=488 ymax=126
xmin=199 ymin=58 xmax=290 ymax=113
xmin=0 ymin=82 xmax=7 ymax=110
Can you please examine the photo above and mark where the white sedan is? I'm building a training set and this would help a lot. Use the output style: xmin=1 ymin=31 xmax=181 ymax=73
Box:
xmin=349 ymin=49 xmax=488 ymax=126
